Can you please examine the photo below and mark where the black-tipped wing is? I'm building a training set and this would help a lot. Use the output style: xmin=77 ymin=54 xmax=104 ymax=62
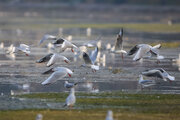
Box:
xmin=128 ymin=45 xmax=139 ymax=56
xmin=142 ymin=70 xmax=163 ymax=79
xmin=42 ymin=68 xmax=54 ymax=74
xmin=36 ymin=53 xmax=53 ymax=63
xmin=53 ymin=38 xmax=65 ymax=45
xmin=83 ymin=52 xmax=92 ymax=65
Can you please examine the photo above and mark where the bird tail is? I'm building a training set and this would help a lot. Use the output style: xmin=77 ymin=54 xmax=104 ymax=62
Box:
xmin=91 ymin=65 xmax=99 ymax=70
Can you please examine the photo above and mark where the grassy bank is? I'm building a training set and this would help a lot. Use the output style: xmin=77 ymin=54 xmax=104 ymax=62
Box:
xmin=0 ymin=92 xmax=179 ymax=120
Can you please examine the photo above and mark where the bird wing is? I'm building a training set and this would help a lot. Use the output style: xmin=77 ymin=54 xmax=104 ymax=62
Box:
xmin=47 ymin=54 xmax=57 ymax=67
xmin=66 ymin=94 xmax=75 ymax=106
xmin=142 ymin=70 xmax=163 ymax=79
xmin=39 ymin=34 xmax=56 ymax=45
xmin=133 ymin=45 xmax=150 ymax=61
xmin=115 ymin=35 xmax=123 ymax=50
xmin=36 ymin=53 xmax=53 ymax=63
xmin=90 ymin=47 xmax=98 ymax=64
xmin=53 ymin=38 xmax=65 ymax=45
xmin=41 ymin=71 xmax=67 ymax=85
xmin=83 ymin=52 xmax=92 ymax=65
xmin=128 ymin=45 xmax=139 ymax=56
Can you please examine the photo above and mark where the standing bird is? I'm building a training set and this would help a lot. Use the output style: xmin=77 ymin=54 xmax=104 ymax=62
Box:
xmin=138 ymin=74 xmax=155 ymax=90
xmin=128 ymin=44 xmax=163 ymax=61
xmin=142 ymin=68 xmax=175 ymax=82
xmin=46 ymin=53 xmax=70 ymax=67
xmin=64 ymin=81 xmax=78 ymax=89
xmin=53 ymin=38 xmax=78 ymax=53
xmin=64 ymin=88 xmax=76 ymax=108
xmin=39 ymin=34 xmax=57 ymax=46
xmin=82 ymin=47 xmax=99 ymax=72
xmin=41 ymin=67 xmax=73 ymax=85
xmin=105 ymin=110 xmax=114 ymax=120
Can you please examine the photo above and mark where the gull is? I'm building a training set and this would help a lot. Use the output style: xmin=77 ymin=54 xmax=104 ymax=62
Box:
xmin=105 ymin=110 xmax=114 ymax=120
xmin=39 ymin=34 xmax=56 ymax=45
xmin=41 ymin=67 xmax=73 ymax=85
xmin=82 ymin=47 xmax=99 ymax=71
xmin=53 ymin=38 xmax=78 ymax=53
xmin=36 ymin=114 xmax=43 ymax=120
xmin=64 ymin=88 xmax=76 ymax=108
xmin=36 ymin=53 xmax=54 ymax=63
xmin=64 ymin=81 xmax=78 ymax=89
xmin=6 ymin=44 xmax=30 ymax=56
xmin=138 ymin=74 xmax=155 ymax=89
xmin=128 ymin=44 xmax=162 ymax=61
xmin=142 ymin=68 xmax=175 ymax=82
xmin=46 ymin=53 xmax=70 ymax=67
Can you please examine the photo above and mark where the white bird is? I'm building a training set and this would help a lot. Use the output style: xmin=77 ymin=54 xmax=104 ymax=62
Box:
xmin=41 ymin=67 xmax=73 ymax=85
xmin=64 ymin=81 xmax=78 ymax=89
xmin=128 ymin=44 xmax=162 ymax=61
xmin=142 ymin=68 xmax=175 ymax=82
xmin=46 ymin=53 xmax=70 ymax=67
xmin=82 ymin=47 xmax=99 ymax=71
xmin=39 ymin=34 xmax=57 ymax=45
xmin=6 ymin=44 xmax=16 ymax=54
xmin=36 ymin=113 xmax=43 ymax=120
xmin=16 ymin=44 xmax=31 ymax=56
xmin=105 ymin=110 xmax=114 ymax=120
xmin=64 ymin=88 xmax=76 ymax=108
xmin=138 ymin=74 xmax=155 ymax=89
xmin=53 ymin=38 xmax=78 ymax=53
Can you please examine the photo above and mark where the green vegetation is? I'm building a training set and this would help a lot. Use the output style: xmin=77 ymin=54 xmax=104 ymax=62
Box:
xmin=1 ymin=92 xmax=180 ymax=120
xmin=1 ymin=21 xmax=180 ymax=33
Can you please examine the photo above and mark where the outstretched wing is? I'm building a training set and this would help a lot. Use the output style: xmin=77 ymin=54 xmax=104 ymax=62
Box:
xmin=128 ymin=45 xmax=139 ymax=56
xmin=90 ymin=47 xmax=98 ymax=64
xmin=83 ymin=52 xmax=92 ymax=65
xmin=142 ymin=70 xmax=163 ymax=79
xmin=41 ymin=71 xmax=67 ymax=85
xmin=36 ymin=53 xmax=53 ymax=63
xmin=39 ymin=34 xmax=56 ymax=45
xmin=53 ymin=38 xmax=65 ymax=45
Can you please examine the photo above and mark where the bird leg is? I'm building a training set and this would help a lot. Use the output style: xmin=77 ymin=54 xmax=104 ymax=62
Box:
xmin=71 ymin=49 xmax=74 ymax=53
xmin=121 ymin=53 xmax=124 ymax=60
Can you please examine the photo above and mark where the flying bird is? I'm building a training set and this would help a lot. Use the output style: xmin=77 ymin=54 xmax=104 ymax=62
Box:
xmin=128 ymin=44 xmax=163 ymax=61
xmin=53 ymin=38 xmax=78 ymax=53
xmin=82 ymin=47 xmax=99 ymax=71
xmin=41 ymin=67 xmax=73 ymax=85
xmin=142 ymin=68 xmax=175 ymax=82
xmin=46 ymin=53 xmax=70 ymax=67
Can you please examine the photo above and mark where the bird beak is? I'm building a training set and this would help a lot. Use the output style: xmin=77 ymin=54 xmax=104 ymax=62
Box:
xmin=71 ymin=49 xmax=74 ymax=53
xmin=68 ymin=73 xmax=71 ymax=77
xmin=64 ymin=60 xmax=69 ymax=64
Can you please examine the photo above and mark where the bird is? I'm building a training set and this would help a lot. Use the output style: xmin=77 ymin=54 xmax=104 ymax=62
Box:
xmin=36 ymin=53 xmax=54 ymax=63
xmin=105 ymin=110 xmax=114 ymax=120
xmin=64 ymin=81 xmax=78 ymax=89
xmin=82 ymin=47 xmax=99 ymax=72
xmin=53 ymin=38 xmax=78 ymax=53
xmin=111 ymin=29 xmax=127 ymax=59
xmin=39 ymin=34 xmax=56 ymax=46
xmin=142 ymin=68 xmax=175 ymax=82
xmin=35 ymin=114 xmax=43 ymax=120
xmin=41 ymin=67 xmax=73 ymax=85
xmin=46 ymin=53 xmax=70 ymax=67
xmin=6 ymin=44 xmax=31 ymax=56
xmin=127 ymin=44 xmax=163 ymax=61
xmin=64 ymin=88 xmax=76 ymax=108
xmin=138 ymin=74 xmax=155 ymax=89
